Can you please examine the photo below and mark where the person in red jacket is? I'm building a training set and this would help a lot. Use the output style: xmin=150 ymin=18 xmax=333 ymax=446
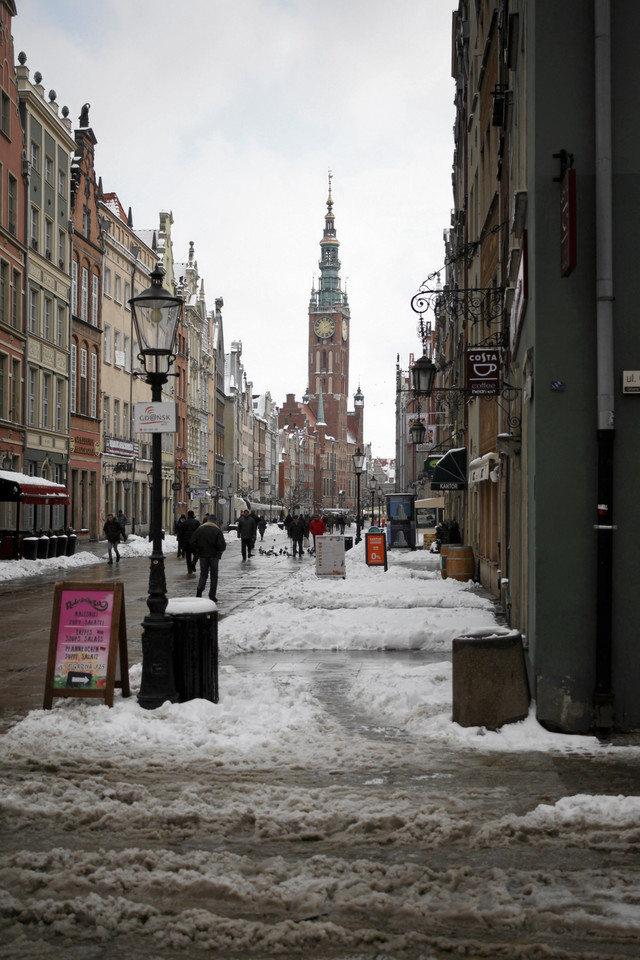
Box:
xmin=309 ymin=514 xmax=326 ymax=551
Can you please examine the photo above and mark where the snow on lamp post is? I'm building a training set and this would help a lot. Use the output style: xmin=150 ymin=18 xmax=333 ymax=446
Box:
xmin=129 ymin=264 xmax=183 ymax=710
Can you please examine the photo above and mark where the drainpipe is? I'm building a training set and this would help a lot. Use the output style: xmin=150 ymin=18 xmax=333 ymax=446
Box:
xmin=593 ymin=0 xmax=615 ymax=734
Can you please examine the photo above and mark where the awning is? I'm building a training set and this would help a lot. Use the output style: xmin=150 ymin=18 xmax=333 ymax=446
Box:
xmin=0 ymin=470 xmax=70 ymax=505
xmin=468 ymin=451 xmax=498 ymax=484
xmin=430 ymin=447 xmax=467 ymax=490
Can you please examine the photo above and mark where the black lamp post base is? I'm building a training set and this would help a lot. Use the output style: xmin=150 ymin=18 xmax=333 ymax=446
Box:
xmin=137 ymin=615 xmax=179 ymax=710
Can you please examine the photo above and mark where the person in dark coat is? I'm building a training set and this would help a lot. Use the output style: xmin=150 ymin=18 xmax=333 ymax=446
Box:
xmin=182 ymin=510 xmax=200 ymax=573
xmin=257 ymin=515 xmax=267 ymax=541
xmin=289 ymin=515 xmax=305 ymax=558
xmin=103 ymin=513 xmax=123 ymax=564
xmin=175 ymin=514 xmax=187 ymax=558
xmin=237 ymin=509 xmax=257 ymax=561
xmin=190 ymin=518 xmax=226 ymax=602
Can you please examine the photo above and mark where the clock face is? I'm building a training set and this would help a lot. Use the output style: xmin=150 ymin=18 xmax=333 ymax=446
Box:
xmin=314 ymin=316 xmax=335 ymax=339
xmin=342 ymin=320 xmax=348 ymax=341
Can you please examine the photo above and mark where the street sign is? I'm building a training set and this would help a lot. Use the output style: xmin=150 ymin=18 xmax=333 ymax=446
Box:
xmin=315 ymin=535 xmax=346 ymax=578
xmin=43 ymin=581 xmax=130 ymax=709
xmin=366 ymin=532 xmax=388 ymax=570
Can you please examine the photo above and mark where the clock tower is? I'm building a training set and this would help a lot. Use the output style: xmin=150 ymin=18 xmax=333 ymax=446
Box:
xmin=308 ymin=174 xmax=350 ymax=443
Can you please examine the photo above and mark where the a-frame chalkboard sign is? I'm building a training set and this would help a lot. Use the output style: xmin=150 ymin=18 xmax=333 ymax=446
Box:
xmin=43 ymin=581 xmax=131 ymax=709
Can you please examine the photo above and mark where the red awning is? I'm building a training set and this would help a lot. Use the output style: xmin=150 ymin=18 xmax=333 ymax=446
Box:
xmin=0 ymin=472 xmax=70 ymax=506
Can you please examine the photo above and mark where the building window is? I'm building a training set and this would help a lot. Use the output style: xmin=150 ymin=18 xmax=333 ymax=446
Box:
xmin=124 ymin=335 xmax=130 ymax=372
xmin=44 ymin=156 xmax=53 ymax=185
xmin=124 ymin=281 xmax=130 ymax=310
xmin=0 ymin=353 xmax=6 ymax=418
xmin=58 ymin=168 xmax=66 ymax=198
xmin=55 ymin=378 xmax=62 ymax=432
xmin=81 ymin=266 xmax=89 ymax=322
xmin=28 ymin=368 xmax=36 ymax=425
xmin=103 ymin=267 xmax=111 ymax=298
xmin=11 ymin=270 xmax=20 ymax=329
xmin=58 ymin=230 xmax=65 ymax=270
xmin=12 ymin=359 xmax=20 ymax=423
xmin=80 ymin=346 xmax=87 ymax=414
xmin=0 ymin=261 xmax=8 ymax=323
xmin=30 ymin=207 xmax=38 ymax=250
xmin=113 ymin=398 xmax=120 ymax=438
xmin=43 ymin=297 xmax=51 ymax=340
xmin=71 ymin=260 xmax=78 ymax=316
xmin=56 ymin=304 xmax=64 ymax=346
xmin=28 ymin=289 xmax=37 ymax=334
xmin=123 ymin=401 xmax=129 ymax=440
xmin=44 ymin=219 xmax=52 ymax=259
xmin=92 ymin=274 xmax=99 ymax=325
xmin=90 ymin=351 xmax=97 ymax=418
xmin=30 ymin=141 xmax=39 ymax=172
xmin=114 ymin=274 xmax=122 ymax=304
xmin=1 ymin=92 xmax=10 ymax=137
xmin=70 ymin=343 xmax=76 ymax=414
xmin=7 ymin=175 xmax=16 ymax=235
xmin=114 ymin=329 xmax=121 ymax=366
xmin=104 ymin=324 xmax=111 ymax=363
xmin=103 ymin=396 xmax=110 ymax=435
xmin=42 ymin=373 xmax=50 ymax=428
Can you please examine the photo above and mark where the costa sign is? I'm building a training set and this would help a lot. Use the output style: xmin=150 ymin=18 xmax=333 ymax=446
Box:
xmin=466 ymin=347 xmax=501 ymax=396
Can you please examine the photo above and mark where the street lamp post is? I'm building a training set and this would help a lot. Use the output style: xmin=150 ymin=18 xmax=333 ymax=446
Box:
xmin=352 ymin=447 xmax=365 ymax=544
xmin=129 ymin=265 xmax=183 ymax=710
xmin=227 ymin=482 xmax=234 ymax=529
xmin=368 ymin=475 xmax=377 ymax=526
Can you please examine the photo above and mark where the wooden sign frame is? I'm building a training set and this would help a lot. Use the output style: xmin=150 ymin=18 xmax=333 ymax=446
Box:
xmin=43 ymin=581 xmax=130 ymax=709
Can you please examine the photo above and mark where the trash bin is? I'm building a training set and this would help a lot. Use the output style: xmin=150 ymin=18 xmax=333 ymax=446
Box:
xmin=22 ymin=536 xmax=38 ymax=560
xmin=47 ymin=535 xmax=58 ymax=558
xmin=65 ymin=534 xmax=77 ymax=556
xmin=344 ymin=536 xmax=353 ymax=551
xmin=166 ymin=597 xmax=219 ymax=703
xmin=56 ymin=534 xmax=68 ymax=556
xmin=36 ymin=536 xmax=49 ymax=559
xmin=452 ymin=629 xmax=530 ymax=730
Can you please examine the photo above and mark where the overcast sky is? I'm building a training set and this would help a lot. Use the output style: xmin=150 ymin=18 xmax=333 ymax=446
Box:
xmin=13 ymin=0 xmax=456 ymax=458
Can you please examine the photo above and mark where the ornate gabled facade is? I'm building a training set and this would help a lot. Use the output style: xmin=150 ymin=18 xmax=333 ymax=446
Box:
xmin=16 ymin=53 xmax=76 ymax=531
xmin=68 ymin=104 xmax=102 ymax=539
xmin=0 ymin=0 xmax=26 ymax=534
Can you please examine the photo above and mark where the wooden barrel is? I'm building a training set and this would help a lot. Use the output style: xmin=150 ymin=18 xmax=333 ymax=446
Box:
xmin=440 ymin=545 xmax=449 ymax=579
xmin=445 ymin=544 xmax=475 ymax=582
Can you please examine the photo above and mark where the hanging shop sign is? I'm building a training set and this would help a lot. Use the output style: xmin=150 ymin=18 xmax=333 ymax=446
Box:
xmin=43 ymin=582 xmax=130 ymax=708
xmin=466 ymin=347 xmax=501 ymax=396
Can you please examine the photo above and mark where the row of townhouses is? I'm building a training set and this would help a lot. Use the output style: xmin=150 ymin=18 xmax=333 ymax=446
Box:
xmin=0 ymin=1 xmax=371 ymax=554
xmin=396 ymin=0 xmax=640 ymax=734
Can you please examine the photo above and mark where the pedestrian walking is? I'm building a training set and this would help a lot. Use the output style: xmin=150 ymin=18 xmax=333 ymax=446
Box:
xmin=117 ymin=509 xmax=127 ymax=540
xmin=182 ymin=510 xmax=200 ymax=573
xmin=289 ymin=515 xmax=305 ymax=558
xmin=175 ymin=513 xmax=187 ymax=558
xmin=103 ymin=512 xmax=123 ymax=564
xmin=309 ymin=513 xmax=326 ymax=550
xmin=190 ymin=517 xmax=226 ymax=602
xmin=237 ymin=509 xmax=257 ymax=561
xmin=258 ymin=515 xmax=267 ymax=541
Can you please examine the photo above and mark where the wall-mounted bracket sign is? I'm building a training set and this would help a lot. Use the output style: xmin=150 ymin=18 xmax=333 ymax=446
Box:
xmin=623 ymin=371 xmax=640 ymax=394
xmin=43 ymin=581 xmax=130 ymax=709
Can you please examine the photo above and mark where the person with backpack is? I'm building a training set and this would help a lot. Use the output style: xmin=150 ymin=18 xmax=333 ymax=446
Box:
xmin=190 ymin=517 xmax=226 ymax=603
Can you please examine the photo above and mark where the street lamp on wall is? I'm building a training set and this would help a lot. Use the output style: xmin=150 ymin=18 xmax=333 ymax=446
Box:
xmin=129 ymin=264 xmax=183 ymax=710
xmin=352 ymin=447 xmax=365 ymax=544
